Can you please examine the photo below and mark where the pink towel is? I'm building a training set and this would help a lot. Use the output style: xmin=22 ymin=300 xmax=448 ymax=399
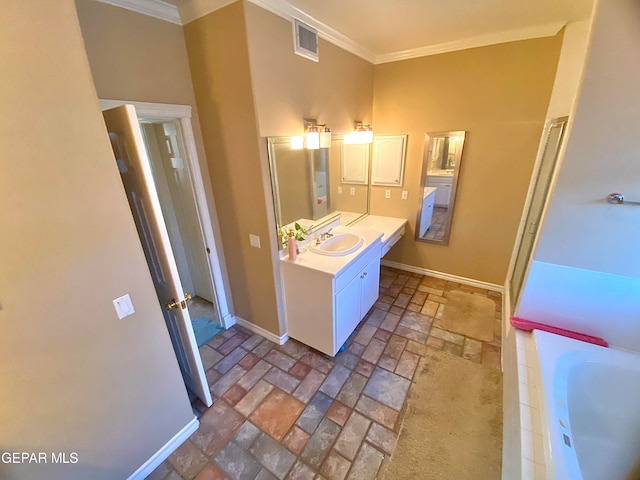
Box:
xmin=510 ymin=316 xmax=608 ymax=347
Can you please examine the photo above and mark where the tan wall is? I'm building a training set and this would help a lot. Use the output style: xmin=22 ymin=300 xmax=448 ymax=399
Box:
xmin=0 ymin=1 xmax=194 ymax=479
xmin=75 ymin=0 xmax=234 ymax=316
xmin=184 ymin=2 xmax=283 ymax=335
xmin=244 ymin=2 xmax=374 ymax=137
xmin=372 ymin=35 xmax=563 ymax=285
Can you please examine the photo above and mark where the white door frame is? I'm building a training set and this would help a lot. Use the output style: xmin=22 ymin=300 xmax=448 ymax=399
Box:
xmin=100 ymin=99 xmax=234 ymax=329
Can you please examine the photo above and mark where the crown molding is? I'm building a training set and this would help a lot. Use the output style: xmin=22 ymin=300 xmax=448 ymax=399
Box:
xmin=375 ymin=22 xmax=566 ymax=64
xmin=247 ymin=0 xmax=377 ymax=63
xmin=101 ymin=0 xmax=566 ymax=66
xmin=97 ymin=0 xmax=181 ymax=25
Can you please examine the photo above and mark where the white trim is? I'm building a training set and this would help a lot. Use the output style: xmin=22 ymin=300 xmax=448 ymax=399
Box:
xmin=177 ymin=117 xmax=235 ymax=329
xmin=248 ymin=0 xmax=376 ymax=63
xmin=97 ymin=0 xmax=181 ymax=25
xmin=381 ymin=259 xmax=504 ymax=293
xmin=111 ymin=0 xmax=566 ymax=65
xmin=127 ymin=417 xmax=199 ymax=480
xmin=233 ymin=316 xmax=289 ymax=345
xmin=100 ymin=99 xmax=192 ymax=119
xmin=375 ymin=22 xmax=566 ymax=64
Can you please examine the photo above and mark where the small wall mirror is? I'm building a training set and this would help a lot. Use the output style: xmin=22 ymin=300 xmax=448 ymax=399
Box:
xmin=267 ymin=135 xmax=369 ymax=240
xmin=415 ymin=130 xmax=466 ymax=245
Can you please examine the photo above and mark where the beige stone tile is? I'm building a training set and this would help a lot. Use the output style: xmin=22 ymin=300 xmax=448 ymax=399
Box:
xmin=429 ymin=327 xmax=465 ymax=345
xmin=235 ymin=380 xmax=274 ymax=417
xmin=250 ymin=389 xmax=305 ymax=441
xmin=420 ymin=300 xmax=439 ymax=317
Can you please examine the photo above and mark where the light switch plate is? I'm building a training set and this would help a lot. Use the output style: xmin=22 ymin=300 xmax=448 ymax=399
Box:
xmin=249 ymin=234 xmax=261 ymax=248
xmin=385 ymin=190 xmax=391 ymax=199
xmin=402 ymin=190 xmax=408 ymax=200
xmin=337 ymin=186 xmax=342 ymax=194
xmin=350 ymin=187 xmax=356 ymax=196
xmin=113 ymin=294 xmax=135 ymax=320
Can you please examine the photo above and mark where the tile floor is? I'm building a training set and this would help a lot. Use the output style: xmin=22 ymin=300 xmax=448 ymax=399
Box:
xmin=421 ymin=206 xmax=448 ymax=242
xmin=150 ymin=267 xmax=503 ymax=480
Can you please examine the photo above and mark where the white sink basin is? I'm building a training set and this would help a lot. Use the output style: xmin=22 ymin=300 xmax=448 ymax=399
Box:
xmin=310 ymin=233 xmax=364 ymax=256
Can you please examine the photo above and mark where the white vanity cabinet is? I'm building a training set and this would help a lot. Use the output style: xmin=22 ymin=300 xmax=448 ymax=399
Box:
xmin=427 ymin=175 xmax=453 ymax=207
xmin=281 ymin=236 xmax=382 ymax=356
xmin=334 ymin=250 xmax=380 ymax=351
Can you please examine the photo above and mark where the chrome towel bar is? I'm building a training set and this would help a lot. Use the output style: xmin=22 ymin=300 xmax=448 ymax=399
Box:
xmin=607 ymin=193 xmax=640 ymax=206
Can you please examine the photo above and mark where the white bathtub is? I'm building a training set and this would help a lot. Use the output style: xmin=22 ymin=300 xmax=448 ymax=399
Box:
xmin=532 ymin=330 xmax=640 ymax=480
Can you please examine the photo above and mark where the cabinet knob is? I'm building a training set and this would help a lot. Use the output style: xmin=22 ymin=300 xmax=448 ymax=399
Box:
xmin=363 ymin=272 xmax=368 ymax=276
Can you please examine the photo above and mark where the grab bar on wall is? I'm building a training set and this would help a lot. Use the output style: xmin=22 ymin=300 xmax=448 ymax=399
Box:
xmin=607 ymin=193 xmax=640 ymax=206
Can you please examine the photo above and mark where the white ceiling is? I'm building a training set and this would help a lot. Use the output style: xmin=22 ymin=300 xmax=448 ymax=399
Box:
xmin=154 ymin=0 xmax=594 ymax=62
xmin=284 ymin=0 xmax=593 ymax=55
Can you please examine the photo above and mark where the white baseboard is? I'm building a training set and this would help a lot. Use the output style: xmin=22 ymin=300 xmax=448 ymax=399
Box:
xmin=221 ymin=312 xmax=235 ymax=330
xmin=380 ymin=260 xmax=504 ymax=293
xmin=233 ymin=316 xmax=289 ymax=345
xmin=127 ymin=416 xmax=199 ymax=480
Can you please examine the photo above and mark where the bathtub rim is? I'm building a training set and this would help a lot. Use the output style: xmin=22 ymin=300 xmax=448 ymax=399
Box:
xmin=533 ymin=329 xmax=640 ymax=480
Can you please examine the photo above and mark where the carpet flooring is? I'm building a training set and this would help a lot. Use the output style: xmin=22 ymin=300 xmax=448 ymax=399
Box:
xmin=440 ymin=291 xmax=496 ymax=342
xmin=382 ymin=348 xmax=502 ymax=479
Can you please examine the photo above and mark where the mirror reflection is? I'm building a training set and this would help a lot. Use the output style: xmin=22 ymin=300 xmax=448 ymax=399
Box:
xmin=267 ymin=135 xmax=369 ymax=237
xmin=415 ymin=130 xmax=466 ymax=245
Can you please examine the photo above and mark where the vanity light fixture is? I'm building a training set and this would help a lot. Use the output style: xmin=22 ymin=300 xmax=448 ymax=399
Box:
xmin=319 ymin=126 xmax=331 ymax=148
xmin=345 ymin=121 xmax=374 ymax=145
xmin=353 ymin=121 xmax=374 ymax=144
xmin=304 ymin=118 xmax=331 ymax=150
xmin=290 ymin=136 xmax=304 ymax=150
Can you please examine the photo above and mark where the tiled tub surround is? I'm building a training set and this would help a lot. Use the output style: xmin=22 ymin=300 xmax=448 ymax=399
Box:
xmin=514 ymin=331 xmax=547 ymax=480
xmin=151 ymin=268 xmax=503 ymax=480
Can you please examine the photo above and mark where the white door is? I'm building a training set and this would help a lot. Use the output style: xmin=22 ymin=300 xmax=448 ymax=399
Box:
xmin=103 ymin=105 xmax=212 ymax=407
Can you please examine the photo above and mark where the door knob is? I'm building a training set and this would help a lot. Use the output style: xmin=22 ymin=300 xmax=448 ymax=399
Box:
xmin=166 ymin=293 xmax=192 ymax=311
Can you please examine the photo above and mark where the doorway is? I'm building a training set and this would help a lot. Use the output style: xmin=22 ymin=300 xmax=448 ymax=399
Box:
xmin=139 ymin=119 xmax=220 ymax=331
xmin=101 ymin=100 xmax=233 ymax=406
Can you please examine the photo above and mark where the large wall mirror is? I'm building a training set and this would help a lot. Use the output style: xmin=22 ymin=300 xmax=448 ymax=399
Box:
xmin=415 ymin=130 xmax=466 ymax=245
xmin=267 ymin=135 xmax=369 ymax=238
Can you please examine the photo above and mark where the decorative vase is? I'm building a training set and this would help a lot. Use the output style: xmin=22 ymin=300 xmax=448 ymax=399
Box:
xmin=287 ymin=238 xmax=297 ymax=261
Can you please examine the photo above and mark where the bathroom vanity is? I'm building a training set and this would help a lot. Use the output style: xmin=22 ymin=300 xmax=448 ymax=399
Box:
xmin=420 ymin=187 xmax=437 ymax=237
xmin=280 ymin=216 xmax=406 ymax=356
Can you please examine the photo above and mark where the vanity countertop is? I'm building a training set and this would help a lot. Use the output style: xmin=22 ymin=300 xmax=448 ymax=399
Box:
xmin=423 ymin=187 xmax=437 ymax=199
xmin=428 ymin=169 xmax=454 ymax=177
xmin=352 ymin=215 xmax=407 ymax=245
xmin=281 ymin=225 xmax=382 ymax=277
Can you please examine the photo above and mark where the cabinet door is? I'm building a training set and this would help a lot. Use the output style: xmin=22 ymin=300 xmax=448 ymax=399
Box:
xmin=335 ymin=273 xmax=362 ymax=351
xmin=371 ymin=135 xmax=407 ymax=186
xmin=341 ymin=143 xmax=369 ymax=184
xmin=434 ymin=183 xmax=452 ymax=206
xmin=360 ymin=256 xmax=381 ymax=317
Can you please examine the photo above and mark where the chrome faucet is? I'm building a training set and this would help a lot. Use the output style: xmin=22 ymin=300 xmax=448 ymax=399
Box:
xmin=320 ymin=229 xmax=333 ymax=241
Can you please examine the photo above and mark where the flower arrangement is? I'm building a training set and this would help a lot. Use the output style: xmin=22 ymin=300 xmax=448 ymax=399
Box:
xmin=277 ymin=222 xmax=308 ymax=244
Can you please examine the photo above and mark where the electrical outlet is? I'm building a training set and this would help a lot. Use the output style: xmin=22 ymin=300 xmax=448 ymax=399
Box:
xmin=402 ymin=190 xmax=408 ymax=200
xmin=385 ymin=190 xmax=391 ymax=199
xmin=350 ymin=187 xmax=356 ymax=196
xmin=337 ymin=186 xmax=342 ymax=194
xmin=249 ymin=234 xmax=261 ymax=248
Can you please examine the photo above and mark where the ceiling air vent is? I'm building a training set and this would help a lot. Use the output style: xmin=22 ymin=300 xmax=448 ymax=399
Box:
xmin=293 ymin=19 xmax=319 ymax=62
